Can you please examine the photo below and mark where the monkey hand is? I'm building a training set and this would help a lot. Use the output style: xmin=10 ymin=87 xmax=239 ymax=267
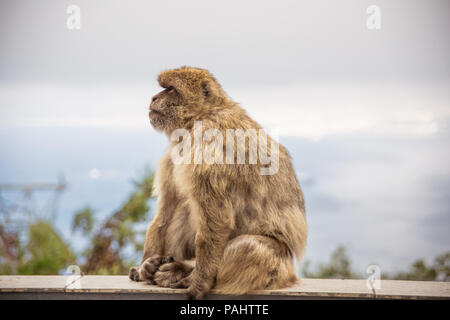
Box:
xmin=128 ymin=255 xmax=174 ymax=283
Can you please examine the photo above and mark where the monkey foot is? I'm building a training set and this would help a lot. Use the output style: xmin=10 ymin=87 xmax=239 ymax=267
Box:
xmin=167 ymin=273 xmax=210 ymax=300
xmin=128 ymin=255 xmax=174 ymax=283
xmin=153 ymin=261 xmax=191 ymax=287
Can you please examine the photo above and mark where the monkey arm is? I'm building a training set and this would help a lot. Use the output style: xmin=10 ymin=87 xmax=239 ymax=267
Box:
xmin=141 ymin=184 xmax=179 ymax=263
xmin=129 ymin=187 xmax=179 ymax=283
xmin=185 ymin=171 xmax=234 ymax=299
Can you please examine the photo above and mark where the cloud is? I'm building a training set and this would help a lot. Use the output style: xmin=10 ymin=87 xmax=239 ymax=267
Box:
xmin=2 ymin=82 xmax=447 ymax=142
xmin=289 ymin=131 xmax=450 ymax=273
xmin=1 ymin=0 xmax=449 ymax=84
xmin=0 ymin=83 xmax=155 ymax=129
xmin=234 ymin=82 xmax=449 ymax=140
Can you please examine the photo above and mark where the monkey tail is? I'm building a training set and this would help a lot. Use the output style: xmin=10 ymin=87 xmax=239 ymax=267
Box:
xmin=213 ymin=235 xmax=299 ymax=295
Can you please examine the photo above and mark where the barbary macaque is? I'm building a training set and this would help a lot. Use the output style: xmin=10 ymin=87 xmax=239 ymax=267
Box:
xmin=129 ymin=67 xmax=307 ymax=300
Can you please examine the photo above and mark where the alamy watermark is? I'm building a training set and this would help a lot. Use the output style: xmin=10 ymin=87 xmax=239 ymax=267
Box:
xmin=64 ymin=265 xmax=83 ymax=289
xmin=170 ymin=121 xmax=280 ymax=175
xmin=66 ymin=5 xmax=81 ymax=30
xmin=366 ymin=264 xmax=382 ymax=291
xmin=366 ymin=5 xmax=381 ymax=30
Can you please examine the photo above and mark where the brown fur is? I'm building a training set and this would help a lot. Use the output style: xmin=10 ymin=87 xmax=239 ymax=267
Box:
xmin=129 ymin=67 xmax=307 ymax=299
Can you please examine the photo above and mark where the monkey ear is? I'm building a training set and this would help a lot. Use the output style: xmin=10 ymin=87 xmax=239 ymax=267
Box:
xmin=200 ymin=80 xmax=223 ymax=102
xmin=201 ymin=81 xmax=212 ymax=98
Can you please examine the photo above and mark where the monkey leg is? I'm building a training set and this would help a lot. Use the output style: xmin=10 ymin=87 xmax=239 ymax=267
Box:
xmin=153 ymin=260 xmax=195 ymax=287
xmin=214 ymin=235 xmax=298 ymax=295
xmin=128 ymin=255 xmax=174 ymax=283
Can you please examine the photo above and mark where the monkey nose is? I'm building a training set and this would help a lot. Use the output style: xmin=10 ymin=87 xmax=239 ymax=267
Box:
xmin=150 ymin=97 xmax=159 ymax=111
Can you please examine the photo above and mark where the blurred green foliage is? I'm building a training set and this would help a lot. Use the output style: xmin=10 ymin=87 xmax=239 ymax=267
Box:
xmin=302 ymin=246 xmax=449 ymax=281
xmin=389 ymin=252 xmax=450 ymax=281
xmin=72 ymin=207 xmax=95 ymax=235
xmin=0 ymin=170 xmax=154 ymax=275
xmin=75 ymin=172 xmax=154 ymax=274
xmin=302 ymin=245 xmax=359 ymax=279
xmin=0 ymin=220 xmax=76 ymax=275
xmin=19 ymin=220 xmax=76 ymax=275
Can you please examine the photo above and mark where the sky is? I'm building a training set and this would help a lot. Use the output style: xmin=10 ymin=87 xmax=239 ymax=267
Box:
xmin=0 ymin=0 xmax=449 ymax=275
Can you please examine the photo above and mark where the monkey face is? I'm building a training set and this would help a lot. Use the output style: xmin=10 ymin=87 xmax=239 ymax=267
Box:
xmin=148 ymin=86 xmax=183 ymax=132
xmin=149 ymin=67 xmax=227 ymax=133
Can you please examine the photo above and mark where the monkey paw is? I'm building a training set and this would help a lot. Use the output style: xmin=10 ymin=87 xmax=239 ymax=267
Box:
xmin=129 ymin=266 xmax=141 ymax=282
xmin=185 ymin=284 xmax=207 ymax=300
xmin=168 ymin=273 xmax=192 ymax=289
xmin=128 ymin=255 xmax=174 ymax=283
xmin=169 ymin=274 xmax=210 ymax=300
xmin=153 ymin=261 xmax=190 ymax=287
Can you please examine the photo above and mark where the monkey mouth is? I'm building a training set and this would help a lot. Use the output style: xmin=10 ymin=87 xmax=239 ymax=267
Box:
xmin=149 ymin=109 xmax=167 ymax=129
xmin=149 ymin=109 xmax=166 ymax=118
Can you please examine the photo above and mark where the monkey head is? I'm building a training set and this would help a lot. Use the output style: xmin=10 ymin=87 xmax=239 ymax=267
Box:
xmin=149 ymin=66 xmax=227 ymax=133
